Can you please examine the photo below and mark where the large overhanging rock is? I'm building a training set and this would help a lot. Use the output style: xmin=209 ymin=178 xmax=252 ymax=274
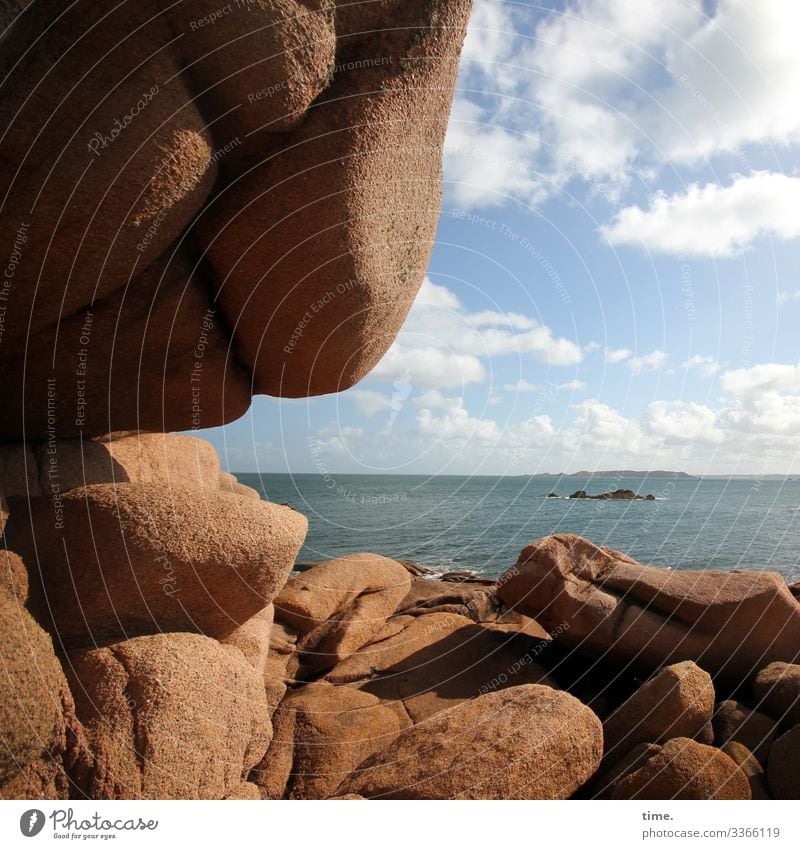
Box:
xmin=497 ymin=534 xmax=800 ymax=681
xmin=0 ymin=0 xmax=472 ymax=439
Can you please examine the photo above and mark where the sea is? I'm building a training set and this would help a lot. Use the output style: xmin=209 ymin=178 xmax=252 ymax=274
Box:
xmin=235 ymin=473 xmax=800 ymax=583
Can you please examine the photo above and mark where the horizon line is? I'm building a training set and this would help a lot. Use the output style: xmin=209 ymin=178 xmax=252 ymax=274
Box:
xmin=228 ymin=470 xmax=800 ymax=479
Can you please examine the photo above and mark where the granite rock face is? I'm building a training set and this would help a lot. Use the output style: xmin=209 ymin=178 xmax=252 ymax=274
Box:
xmin=602 ymin=662 xmax=715 ymax=766
xmin=340 ymin=684 xmax=604 ymax=800
xmin=611 ymin=737 xmax=751 ymax=800
xmin=498 ymin=534 xmax=800 ymax=679
xmin=0 ymin=0 xmax=472 ymax=439
xmin=67 ymin=633 xmax=272 ymax=799
xmin=6 ymin=482 xmax=306 ymax=646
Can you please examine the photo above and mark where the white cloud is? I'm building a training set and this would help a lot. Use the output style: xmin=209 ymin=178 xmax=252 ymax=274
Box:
xmin=559 ymin=379 xmax=588 ymax=391
xmin=417 ymin=398 xmax=501 ymax=443
xmin=642 ymin=401 xmax=724 ymax=444
xmin=370 ymin=278 xmax=582 ymax=391
xmin=311 ymin=359 xmax=800 ymax=473
xmin=413 ymin=389 xmax=451 ymax=409
xmin=371 ymin=346 xmax=486 ymax=390
xmin=503 ymin=379 xmax=541 ymax=392
xmin=629 ymin=349 xmax=667 ymax=376
xmin=603 ymin=173 xmax=800 ymax=256
xmin=778 ymin=290 xmax=800 ymax=305
xmin=605 ymin=347 xmax=632 ymax=364
xmin=349 ymin=390 xmax=392 ymax=417
xmin=447 ymin=1 xmax=800 ymax=209
xmin=720 ymin=363 xmax=800 ymax=397
xmin=681 ymin=355 xmax=719 ymax=377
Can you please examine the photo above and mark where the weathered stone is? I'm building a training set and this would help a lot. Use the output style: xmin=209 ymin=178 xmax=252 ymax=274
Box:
xmin=721 ymin=741 xmax=770 ymax=800
xmin=220 ymin=605 xmax=274 ymax=676
xmin=712 ymin=700 xmax=776 ymax=767
xmin=276 ymin=554 xmax=411 ymax=674
xmin=766 ymin=724 xmax=800 ymax=800
xmin=0 ymin=0 xmax=471 ymax=438
xmin=340 ymin=684 xmax=603 ymax=799
xmin=754 ymin=662 xmax=800 ymax=727
xmin=0 ymin=580 xmax=79 ymax=792
xmin=67 ymin=633 xmax=271 ymax=799
xmin=498 ymin=534 xmax=800 ymax=679
xmin=611 ymin=737 xmax=751 ymax=800
xmin=6 ymin=482 xmax=306 ymax=646
xmin=603 ymin=662 xmax=715 ymax=766
xmin=252 ymin=681 xmax=401 ymax=799
xmin=327 ymin=612 xmax=556 ymax=723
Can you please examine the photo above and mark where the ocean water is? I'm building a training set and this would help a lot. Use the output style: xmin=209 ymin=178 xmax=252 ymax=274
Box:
xmin=235 ymin=473 xmax=800 ymax=583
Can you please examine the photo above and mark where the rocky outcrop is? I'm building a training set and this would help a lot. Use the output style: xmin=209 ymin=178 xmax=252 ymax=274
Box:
xmin=602 ymin=662 xmax=715 ymax=766
xmin=721 ymin=742 xmax=770 ymax=799
xmin=0 ymin=550 xmax=89 ymax=799
xmin=0 ymin=0 xmax=472 ymax=439
xmin=0 ymin=432 xmax=222 ymax=498
xmin=611 ymin=737 xmax=751 ymax=800
xmin=498 ymin=534 xmax=800 ymax=679
xmin=712 ymin=701 xmax=776 ymax=767
xmin=766 ymin=725 xmax=800 ymax=800
xmin=569 ymin=489 xmax=655 ymax=501
xmin=67 ymin=633 xmax=272 ymax=799
xmin=339 ymin=685 xmax=603 ymax=799
xmin=6 ymin=482 xmax=306 ymax=646
xmin=275 ymin=553 xmax=412 ymax=675
xmin=754 ymin=662 xmax=800 ymax=727
xmin=325 ymin=611 xmax=556 ymax=723
xmin=252 ymin=682 xmax=402 ymax=800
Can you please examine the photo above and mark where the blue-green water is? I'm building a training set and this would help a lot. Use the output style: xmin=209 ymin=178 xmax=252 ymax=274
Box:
xmin=235 ymin=473 xmax=800 ymax=582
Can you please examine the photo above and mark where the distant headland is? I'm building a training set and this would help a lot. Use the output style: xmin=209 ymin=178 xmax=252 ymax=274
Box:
xmin=531 ymin=470 xmax=698 ymax=480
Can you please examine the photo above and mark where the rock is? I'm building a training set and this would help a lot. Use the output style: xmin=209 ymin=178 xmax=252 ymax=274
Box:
xmin=0 ymin=442 xmax=40 ymax=497
xmin=218 ymin=471 xmax=261 ymax=500
xmin=592 ymin=743 xmax=662 ymax=799
xmin=568 ymin=489 xmax=654 ymax=500
xmin=498 ymin=534 xmax=800 ymax=679
xmin=7 ymin=482 xmax=306 ymax=646
xmin=695 ymin=721 xmax=715 ymax=745
xmin=326 ymin=612 xmax=556 ymax=723
xmin=0 ymin=576 xmax=80 ymax=792
xmin=275 ymin=554 xmax=411 ymax=674
xmin=754 ymin=662 xmax=800 ymax=727
xmin=611 ymin=737 xmax=751 ymax=800
xmin=340 ymin=684 xmax=603 ymax=799
xmin=30 ymin=432 xmax=221 ymax=495
xmin=0 ymin=550 xmax=28 ymax=601
xmin=721 ymin=742 xmax=770 ymax=799
xmin=265 ymin=621 xmax=302 ymax=684
xmin=603 ymin=662 xmax=715 ymax=766
xmin=0 ymin=0 xmax=471 ymax=438
xmin=395 ymin=560 xmax=437 ymax=577
xmin=252 ymin=681 xmax=401 ymax=799
xmin=547 ymin=492 xmax=558 ymax=498
xmin=396 ymin=576 xmax=499 ymax=621
xmin=67 ymin=633 xmax=272 ymax=799
xmin=0 ymin=487 xmax=7 ymax=534
xmin=220 ymin=605 xmax=274 ymax=676
xmin=766 ymin=724 xmax=800 ymax=799
xmin=712 ymin=701 xmax=776 ymax=767
xmin=198 ymin=1 xmax=472 ymax=402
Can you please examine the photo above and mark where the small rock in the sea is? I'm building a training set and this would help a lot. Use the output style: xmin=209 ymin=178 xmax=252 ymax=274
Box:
xmin=568 ymin=488 xmax=655 ymax=501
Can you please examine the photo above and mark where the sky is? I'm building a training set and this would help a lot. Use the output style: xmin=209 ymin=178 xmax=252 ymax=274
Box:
xmin=199 ymin=0 xmax=800 ymax=476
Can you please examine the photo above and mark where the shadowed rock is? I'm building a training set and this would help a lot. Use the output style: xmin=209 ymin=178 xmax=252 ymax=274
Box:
xmin=339 ymin=684 xmax=603 ymax=799
xmin=498 ymin=534 xmax=800 ymax=680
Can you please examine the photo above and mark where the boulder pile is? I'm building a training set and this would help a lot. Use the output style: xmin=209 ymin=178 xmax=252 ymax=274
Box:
xmin=3 ymin=439 xmax=800 ymax=799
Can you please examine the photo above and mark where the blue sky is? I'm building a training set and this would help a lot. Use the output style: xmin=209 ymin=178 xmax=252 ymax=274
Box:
xmin=199 ymin=0 xmax=800 ymax=476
